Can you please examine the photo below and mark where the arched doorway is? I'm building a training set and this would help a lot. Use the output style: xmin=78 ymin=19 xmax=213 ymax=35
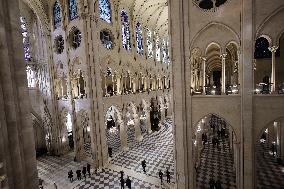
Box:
xmin=105 ymin=106 xmax=122 ymax=158
xmin=77 ymin=110 xmax=91 ymax=160
xmin=125 ymin=102 xmax=142 ymax=145
xmin=150 ymin=97 xmax=161 ymax=131
xmin=139 ymin=99 xmax=150 ymax=134
xmin=194 ymin=114 xmax=237 ymax=189
xmin=255 ymin=118 xmax=284 ymax=188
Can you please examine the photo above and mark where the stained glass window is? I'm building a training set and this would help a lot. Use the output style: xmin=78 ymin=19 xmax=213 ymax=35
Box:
xmin=162 ymin=38 xmax=170 ymax=64
xmin=20 ymin=17 xmax=31 ymax=61
xmin=99 ymin=0 xmax=112 ymax=23
xmin=155 ymin=34 xmax=161 ymax=62
xmin=254 ymin=37 xmax=271 ymax=59
xmin=53 ymin=1 xmax=61 ymax=29
xmin=100 ymin=29 xmax=113 ymax=49
xmin=69 ymin=0 xmax=78 ymax=21
xmin=136 ymin=22 xmax=144 ymax=55
xmin=146 ymin=28 xmax=153 ymax=59
xmin=54 ymin=35 xmax=64 ymax=54
xmin=70 ymin=28 xmax=82 ymax=49
xmin=121 ymin=10 xmax=131 ymax=50
xmin=162 ymin=39 xmax=167 ymax=63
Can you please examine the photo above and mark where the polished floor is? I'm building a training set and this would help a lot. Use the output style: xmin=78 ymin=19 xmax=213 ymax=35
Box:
xmin=196 ymin=136 xmax=236 ymax=189
xmin=37 ymin=118 xmax=175 ymax=189
xmin=256 ymin=142 xmax=284 ymax=189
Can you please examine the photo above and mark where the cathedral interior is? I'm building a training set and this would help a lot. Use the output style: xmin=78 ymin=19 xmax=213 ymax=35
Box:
xmin=0 ymin=0 xmax=284 ymax=188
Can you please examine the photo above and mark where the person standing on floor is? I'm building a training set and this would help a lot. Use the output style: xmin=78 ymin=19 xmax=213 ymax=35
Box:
xmin=82 ymin=166 xmax=87 ymax=179
xmin=141 ymin=160 xmax=146 ymax=173
xmin=53 ymin=182 xmax=57 ymax=189
xmin=120 ymin=177 xmax=125 ymax=189
xmin=76 ymin=169 xmax=81 ymax=180
xmin=209 ymin=178 xmax=215 ymax=189
xmin=68 ymin=170 xmax=73 ymax=182
xmin=215 ymin=180 xmax=222 ymax=189
xmin=126 ymin=176 xmax=131 ymax=189
xmin=87 ymin=163 xmax=91 ymax=177
xmin=120 ymin=170 xmax=124 ymax=179
xmin=166 ymin=169 xmax=171 ymax=183
xmin=159 ymin=170 xmax=163 ymax=184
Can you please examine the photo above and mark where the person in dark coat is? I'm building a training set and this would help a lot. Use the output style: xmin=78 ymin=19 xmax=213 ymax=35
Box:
xmin=68 ymin=170 xmax=73 ymax=182
xmin=141 ymin=160 xmax=146 ymax=173
xmin=209 ymin=178 xmax=215 ymax=189
xmin=120 ymin=177 xmax=125 ymax=189
xmin=125 ymin=176 xmax=131 ymax=189
xmin=159 ymin=170 xmax=163 ymax=184
xmin=87 ymin=163 xmax=91 ymax=177
xmin=166 ymin=169 xmax=171 ymax=183
xmin=82 ymin=166 xmax=87 ymax=179
xmin=215 ymin=180 xmax=222 ymax=189
xmin=120 ymin=170 xmax=124 ymax=179
xmin=76 ymin=169 xmax=82 ymax=180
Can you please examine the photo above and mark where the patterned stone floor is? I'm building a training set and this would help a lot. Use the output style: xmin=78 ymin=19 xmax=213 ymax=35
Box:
xmin=256 ymin=142 xmax=284 ymax=189
xmin=75 ymin=168 xmax=162 ymax=189
xmin=37 ymin=153 xmax=88 ymax=189
xmin=110 ymin=119 xmax=175 ymax=182
xmin=196 ymin=137 xmax=236 ymax=189
xmin=37 ymin=118 xmax=175 ymax=189
xmin=106 ymin=129 xmax=121 ymax=156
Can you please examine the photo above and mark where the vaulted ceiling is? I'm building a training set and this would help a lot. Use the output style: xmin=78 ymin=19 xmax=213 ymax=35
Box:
xmin=22 ymin=0 xmax=169 ymax=37
xmin=120 ymin=0 xmax=169 ymax=37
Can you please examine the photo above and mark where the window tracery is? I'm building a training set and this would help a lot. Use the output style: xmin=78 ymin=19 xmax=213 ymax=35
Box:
xmin=100 ymin=29 xmax=113 ymax=49
xmin=136 ymin=22 xmax=144 ymax=55
xmin=20 ymin=16 xmax=31 ymax=61
xmin=70 ymin=28 xmax=82 ymax=49
xmin=53 ymin=1 xmax=61 ymax=29
xmin=69 ymin=0 xmax=78 ymax=20
xmin=155 ymin=34 xmax=161 ymax=62
xmin=193 ymin=0 xmax=228 ymax=11
xmin=121 ymin=10 xmax=131 ymax=50
xmin=254 ymin=37 xmax=272 ymax=59
xmin=146 ymin=28 xmax=153 ymax=59
xmin=163 ymin=38 xmax=170 ymax=64
xmin=99 ymin=0 xmax=112 ymax=23
xmin=26 ymin=65 xmax=37 ymax=88
xmin=54 ymin=35 xmax=64 ymax=54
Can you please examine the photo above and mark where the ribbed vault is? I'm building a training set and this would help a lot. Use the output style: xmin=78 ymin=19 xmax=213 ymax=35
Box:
xmin=120 ymin=0 xmax=169 ymax=37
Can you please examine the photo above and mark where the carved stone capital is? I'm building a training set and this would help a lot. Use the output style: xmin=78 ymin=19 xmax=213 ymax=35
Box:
xmin=268 ymin=45 xmax=279 ymax=53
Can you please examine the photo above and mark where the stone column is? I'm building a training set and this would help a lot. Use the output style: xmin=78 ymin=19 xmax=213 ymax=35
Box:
xmin=118 ymin=117 xmax=128 ymax=150
xmin=237 ymin=50 xmax=241 ymax=91
xmin=112 ymin=75 xmax=115 ymax=95
xmin=104 ymin=75 xmax=107 ymax=96
xmin=241 ymin=0 xmax=254 ymax=187
xmin=221 ymin=53 xmax=227 ymax=94
xmin=201 ymin=57 xmax=206 ymax=94
xmin=0 ymin=0 xmax=38 ymax=187
xmin=268 ymin=46 xmax=278 ymax=93
xmin=234 ymin=141 xmax=241 ymax=189
xmin=134 ymin=113 xmax=143 ymax=142
xmin=274 ymin=121 xmax=281 ymax=158
xmin=280 ymin=120 xmax=284 ymax=160
xmin=146 ymin=111 xmax=152 ymax=134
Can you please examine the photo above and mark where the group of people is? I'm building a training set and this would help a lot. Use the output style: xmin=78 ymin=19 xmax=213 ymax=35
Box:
xmin=141 ymin=159 xmax=171 ymax=185
xmin=209 ymin=178 xmax=222 ymax=189
xmin=158 ymin=169 xmax=171 ymax=184
xmin=68 ymin=163 xmax=91 ymax=182
xmin=120 ymin=170 xmax=132 ymax=189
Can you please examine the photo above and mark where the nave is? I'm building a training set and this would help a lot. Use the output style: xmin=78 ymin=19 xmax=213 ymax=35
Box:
xmin=196 ymin=137 xmax=236 ymax=189
xmin=195 ymin=115 xmax=237 ymax=189
xmin=37 ymin=119 xmax=175 ymax=189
